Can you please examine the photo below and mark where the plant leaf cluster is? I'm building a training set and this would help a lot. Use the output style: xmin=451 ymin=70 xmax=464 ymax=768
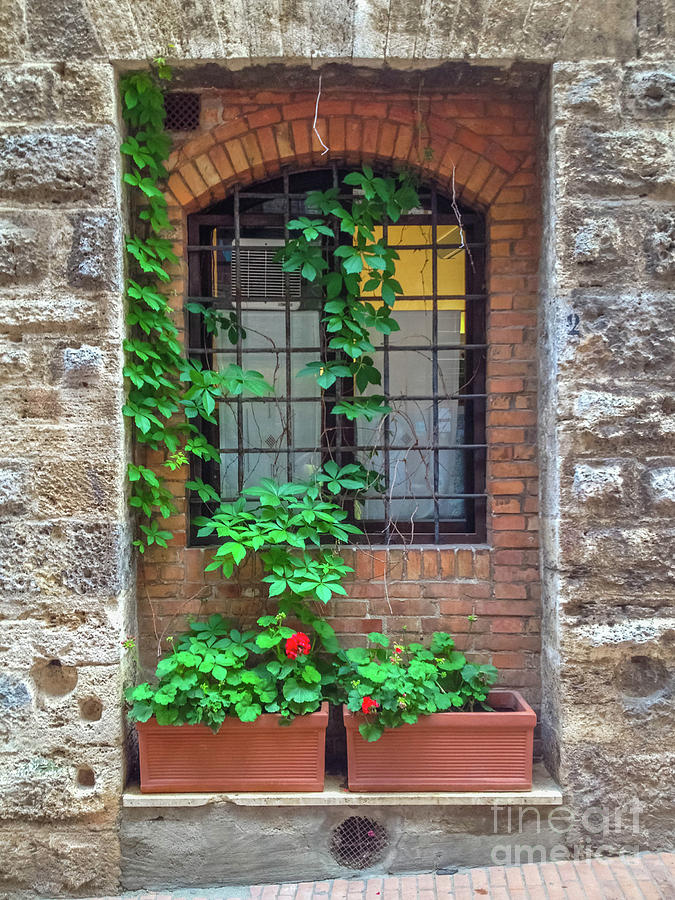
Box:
xmin=120 ymin=63 xmax=272 ymax=552
xmin=339 ymin=631 xmax=499 ymax=741
xmin=287 ymin=167 xmax=419 ymax=422
xmin=125 ymin=614 xmax=336 ymax=731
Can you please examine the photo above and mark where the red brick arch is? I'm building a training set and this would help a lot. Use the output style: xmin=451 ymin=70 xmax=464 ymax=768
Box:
xmin=164 ymin=96 xmax=530 ymax=216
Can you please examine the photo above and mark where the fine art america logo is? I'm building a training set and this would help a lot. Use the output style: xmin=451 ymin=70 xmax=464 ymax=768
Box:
xmin=490 ymin=799 xmax=646 ymax=865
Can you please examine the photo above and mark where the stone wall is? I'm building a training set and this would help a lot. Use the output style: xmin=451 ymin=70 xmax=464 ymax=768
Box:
xmin=540 ymin=59 xmax=675 ymax=855
xmin=0 ymin=62 xmax=131 ymax=898
xmin=0 ymin=0 xmax=673 ymax=897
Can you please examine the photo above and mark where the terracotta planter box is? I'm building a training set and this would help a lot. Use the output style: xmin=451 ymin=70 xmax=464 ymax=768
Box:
xmin=136 ymin=703 xmax=329 ymax=793
xmin=344 ymin=690 xmax=535 ymax=792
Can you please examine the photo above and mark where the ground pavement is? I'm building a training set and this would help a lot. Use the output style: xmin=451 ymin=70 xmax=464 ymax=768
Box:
xmin=90 ymin=851 xmax=674 ymax=899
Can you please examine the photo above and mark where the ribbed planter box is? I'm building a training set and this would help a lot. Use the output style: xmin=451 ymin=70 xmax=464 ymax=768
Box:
xmin=344 ymin=690 xmax=535 ymax=791
xmin=136 ymin=703 xmax=329 ymax=793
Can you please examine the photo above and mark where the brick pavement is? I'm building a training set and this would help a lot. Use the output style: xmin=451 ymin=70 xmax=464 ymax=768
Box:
xmin=92 ymin=851 xmax=674 ymax=899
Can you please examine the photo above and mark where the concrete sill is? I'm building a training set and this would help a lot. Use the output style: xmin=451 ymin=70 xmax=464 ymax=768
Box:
xmin=123 ymin=763 xmax=562 ymax=808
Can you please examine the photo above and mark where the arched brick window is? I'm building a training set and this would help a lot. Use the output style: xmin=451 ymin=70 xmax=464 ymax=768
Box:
xmin=187 ymin=166 xmax=486 ymax=544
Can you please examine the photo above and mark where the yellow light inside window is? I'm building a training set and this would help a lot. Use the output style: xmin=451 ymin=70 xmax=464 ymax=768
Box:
xmin=358 ymin=224 xmax=466 ymax=333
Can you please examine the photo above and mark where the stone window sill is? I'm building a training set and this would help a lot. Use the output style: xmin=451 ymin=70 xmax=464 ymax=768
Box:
xmin=123 ymin=763 xmax=562 ymax=808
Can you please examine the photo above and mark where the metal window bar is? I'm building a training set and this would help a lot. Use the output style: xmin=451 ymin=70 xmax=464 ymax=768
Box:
xmin=283 ymin=170 xmax=293 ymax=483
xmin=431 ymin=187 xmax=440 ymax=542
xmin=382 ymin=216 xmax=391 ymax=542
xmin=186 ymin=168 xmax=486 ymax=545
xmin=234 ymin=185 xmax=244 ymax=494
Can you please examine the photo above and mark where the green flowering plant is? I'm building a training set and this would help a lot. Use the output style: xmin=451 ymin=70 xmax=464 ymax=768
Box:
xmin=338 ymin=630 xmax=499 ymax=741
xmin=125 ymin=613 xmax=337 ymax=732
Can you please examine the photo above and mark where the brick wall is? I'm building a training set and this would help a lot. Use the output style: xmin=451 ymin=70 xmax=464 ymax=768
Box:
xmin=137 ymin=85 xmax=541 ymax=730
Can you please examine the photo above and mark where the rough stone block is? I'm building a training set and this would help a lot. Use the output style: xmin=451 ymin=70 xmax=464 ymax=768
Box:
xmin=559 ymin=524 xmax=675 ymax=585
xmin=564 ymin=291 xmax=675 ymax=380
xmin=0 ymin=128 xmax=117 ymax=206
xmin=0 ymin=823 xmax=120 ymax=897
xmin=553 ymin=63 xmax=622 ymax=120
xmin=0 ymin=214 xmax=50 ymax=286
xmin=26 ymin=0 xmax=102 ymax=59
xmin=0 ymin=289 xmax=120 ymax=337
xmin=572 ymin=463 xmax=623 ymax=504
xmin=4 ymin=613 xmax=125 ymax=676
xmin=0 ymin=65 xmax=56 ymax=121
xmin=121 ymin=803 xmax=564 ymax=891
xmin=0 ymin=335 xmax=31 ymax=384
xmin=67 ymin=212 xmax=121 ymax=290
xmin=55 ymin=62 xmax=116 ymax=124
xmin=560 ymin=578 xmax=673 ymax=623
xmin=0 ymin=520 xmax=128 ymax=599
xmin=0 ymin=460 xmax=29 ymax=517
xmin=560 ymin=124 xmax=675 ymax=198
xmin=646 ymin=212 xmax=675 ymax=276
xmin=61 ymin=344 xmax=105 ymax=383
xmin=623 ymin=69 xmax=675 ymax=118
xmin=572 ymin=218 xmax=621 ymax=265
xmin=0 ymin=744 xmax=122 ymax=822
xmin=557 ymin=0 xmax=638 ymax=62
xmin=558 ymin=745 xmax=675 ymax=853
xmin=647 ymin=466 xmax=675 ymax=511
xmin=34 ymin=456 xmax=121 ymax=518
xmin=0 ymin=663 xmax=122 ymax=755
xmin=62 ymin=521 xmax=128 ymax=596
xmin=0 ymin=0 xmax=26 ymax=61
xmin=0 ymin=673 xmax=31 ymax=711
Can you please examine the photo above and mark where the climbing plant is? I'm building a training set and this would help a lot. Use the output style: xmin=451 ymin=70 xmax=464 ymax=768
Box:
xmin=120 ymin=62 xmax=420 ymax=634
xmin=193 ymin=170 xmax=421 ymax=640
xmin=120 ymin=60 xmax=272 ymax=553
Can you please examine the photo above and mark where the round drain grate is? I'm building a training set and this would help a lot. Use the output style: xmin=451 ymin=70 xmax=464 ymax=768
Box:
xmin=330 ymin=816 xmax=388 ymax=870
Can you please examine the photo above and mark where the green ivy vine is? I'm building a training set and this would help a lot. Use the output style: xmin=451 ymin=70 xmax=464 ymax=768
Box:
xmin=120 ymin=60 xmax=272 ymax=553
xmin=120 ymin=62 xmax=419 ymax=637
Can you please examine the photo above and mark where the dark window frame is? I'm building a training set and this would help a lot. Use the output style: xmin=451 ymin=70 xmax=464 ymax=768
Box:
xmin=185 ymin=166 xmax=487 ymax=546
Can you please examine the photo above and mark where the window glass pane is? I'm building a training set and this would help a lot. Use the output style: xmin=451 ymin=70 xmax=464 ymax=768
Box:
xmin=438 ymin=449 xmax=467 ymax=499
xmin=292 ymin=450 xmax=322 ymax=483
xmin=240 ymin=308 xmax=286 ymax=350
xmin=242 ymin=351 xmax=286 ymax=393
xmin=219 ymin=452 xmax=238 ymax=498
xmin=242 ymin=401 xmax=286 ymax=452
xmin=290 ymin=309 xmax=321 ymax=348
xmin=388 ymin=401 xmax=433 ymax=446
xmin=244 ymin=451 xmax=289 ymax=487
xmin=390 ymin=496 xmax=435 ymax=523
xmin=388 ymin=350 xmax=432 ymax=397
xmin=218 ymin=402 xmax=238 ymax=451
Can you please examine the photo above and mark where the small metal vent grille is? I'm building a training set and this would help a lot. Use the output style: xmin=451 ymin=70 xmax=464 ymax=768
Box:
xmin=330 ymin=816 xmax=388 ymax=870
xmin=234 ymin=239 xmax=302 ymax=303
xmin=165 ymin=93 xmax=200 ymax=131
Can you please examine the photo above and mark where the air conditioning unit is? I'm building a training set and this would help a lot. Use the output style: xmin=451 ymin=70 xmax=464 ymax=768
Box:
xmin=231 ymin=238 xmax=303 ymax=310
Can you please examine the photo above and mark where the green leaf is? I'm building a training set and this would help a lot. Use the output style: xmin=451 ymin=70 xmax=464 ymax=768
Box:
xmin=368 ymin=632 xmax=390 ymax=648
xmin=300 ymin=665 xmax=322 ymax=684
xmin=130 ymin=701 xmax=154 ymax=722
xmin=256 ymin=632 xmax=281 ymax=649
xmin=235 ymin=701 xmax=262 ymax=722
xmin=282 ymin=678 xmax=321 ymax=703
xmin=359 ymin=721 xmax=384 ymax=742
xmin=346 ymin=647 xmax=370 ymax=665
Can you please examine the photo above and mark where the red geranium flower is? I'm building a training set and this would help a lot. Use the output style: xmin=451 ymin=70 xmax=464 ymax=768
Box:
xmin=361 ymin=696 xmax=379 ymax=715
xmin=285 ymin=632 xmax=311 ymax=660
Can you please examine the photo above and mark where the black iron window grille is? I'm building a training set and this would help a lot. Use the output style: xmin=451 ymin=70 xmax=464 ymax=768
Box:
xmin=186 ymin=166 xmax=486 ymax=545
